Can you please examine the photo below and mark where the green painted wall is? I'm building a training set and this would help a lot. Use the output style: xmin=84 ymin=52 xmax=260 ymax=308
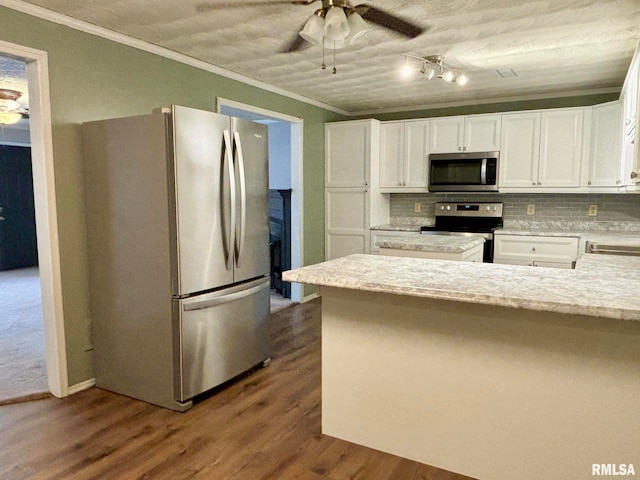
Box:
xmin=353 ymin=93 xmax=620 ymax=121
xmin=0 ymin=6 xmax=345 ymax=386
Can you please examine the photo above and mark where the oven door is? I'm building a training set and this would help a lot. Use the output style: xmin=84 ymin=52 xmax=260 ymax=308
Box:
xmin=428 ymin=152 xmax=499 ymax=192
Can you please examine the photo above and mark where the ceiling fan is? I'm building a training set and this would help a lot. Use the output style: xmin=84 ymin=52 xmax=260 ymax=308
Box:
xmin=195 ymin=0 xmax=426 ymax=53
xmin=0 ymin=89 xmax=29 ymax=125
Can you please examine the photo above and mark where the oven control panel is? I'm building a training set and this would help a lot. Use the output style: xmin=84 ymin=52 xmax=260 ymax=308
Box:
xmin=435 ymin=202 xmax=503 ymax=217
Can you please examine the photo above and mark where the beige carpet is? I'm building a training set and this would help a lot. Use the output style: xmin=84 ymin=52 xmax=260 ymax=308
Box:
xmin=270 ymin=289 xmax=296 ymax=313
xmin=0 ymin=267 xmax=49 ymax=403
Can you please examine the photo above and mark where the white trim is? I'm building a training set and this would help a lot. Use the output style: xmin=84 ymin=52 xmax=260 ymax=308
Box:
xmin=217 ymin=98 xmax=305 ymax=303
xmin=356 ymin=87 xmax=622 ymax=116
xmin=67 ymin=378 xmax=95 ymax=395
xmin=217 ymin=98 xmax=303 ymax=124
xmin=0 ymin=0 xmax=349 ymax=117
xmin=0 ymin=141 xmax=31 ymax=147
xmin=302 ymin=292 xmax=320 ymax=303
xmin=0 ymin=39 xmax=69 ymax=398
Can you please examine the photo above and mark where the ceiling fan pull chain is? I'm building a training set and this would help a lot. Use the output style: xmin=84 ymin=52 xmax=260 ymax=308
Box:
xmin=321 ymin=36 xmax=326 ymax=70
xmin=332 ymin=41 xmax=337 ymax=74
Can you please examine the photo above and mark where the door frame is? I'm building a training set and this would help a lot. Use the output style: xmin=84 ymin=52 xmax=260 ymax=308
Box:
xmin=216 ymin=98 xmax=304 ymax=303
xmin=0 ymin=40 xmax=68 ymax=397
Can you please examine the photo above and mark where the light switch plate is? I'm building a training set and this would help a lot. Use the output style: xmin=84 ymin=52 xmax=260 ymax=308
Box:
xmin=414 ymin=202 xmax=421 ymax=213
xmin=588 ymin=204 xmax=598 ymax=216
xmin=527 ymin=204 xmax=535 ymax=215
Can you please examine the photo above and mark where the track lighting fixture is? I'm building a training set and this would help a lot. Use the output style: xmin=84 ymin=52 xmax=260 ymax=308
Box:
xmin=400 ymin=53 xmax=468 ymax=86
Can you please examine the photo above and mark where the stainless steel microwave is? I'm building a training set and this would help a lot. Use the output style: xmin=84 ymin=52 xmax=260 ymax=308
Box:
xmin=428 ymin=151 xmax=499 ymax=192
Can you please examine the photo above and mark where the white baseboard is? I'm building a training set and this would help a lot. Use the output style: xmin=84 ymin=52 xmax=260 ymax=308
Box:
xmin=302 ymin=292 xmax=320 ymax=303
xmin=67 ymin=378 xmax=96 ymax=395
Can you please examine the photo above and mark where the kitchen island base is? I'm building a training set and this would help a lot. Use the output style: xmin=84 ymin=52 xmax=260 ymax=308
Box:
xmin=320 ymin=286 xmax=640 ymax=480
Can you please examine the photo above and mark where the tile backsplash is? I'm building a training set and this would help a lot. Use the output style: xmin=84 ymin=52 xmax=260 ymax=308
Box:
xmin=390 ymin=193 xmax=640 ymax=223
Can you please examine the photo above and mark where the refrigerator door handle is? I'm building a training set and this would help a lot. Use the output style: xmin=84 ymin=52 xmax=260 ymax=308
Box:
xmin=223 ymin=129 xmax=236 ymax=271
xmin=233 ymin=131 xmax=247 ymax=266
xmin=183 ymin=278 xmax=269 ymax=311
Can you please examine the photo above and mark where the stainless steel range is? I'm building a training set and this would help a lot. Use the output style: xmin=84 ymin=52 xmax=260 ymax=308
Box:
xmin=420 ymin=202 xmax=503 ymax=262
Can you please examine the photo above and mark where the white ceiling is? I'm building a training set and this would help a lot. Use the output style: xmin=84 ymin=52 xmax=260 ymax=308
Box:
xmin=8 ymin=0 xmax=640 ymax=114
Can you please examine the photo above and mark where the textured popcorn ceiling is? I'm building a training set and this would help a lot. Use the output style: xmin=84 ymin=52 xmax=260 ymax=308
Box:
xmin=12 ymin=0 xmax=640 ymax=113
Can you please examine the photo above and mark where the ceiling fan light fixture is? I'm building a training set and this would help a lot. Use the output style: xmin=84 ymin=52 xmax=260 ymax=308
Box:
xmin=299 ymin=11 xmax=325 ymax=45
xmin=0 ymin=111 xmax=22 ymax=125
xmin=323 ymin=6 xmax=349 ymax=41
xmin=325 ymin=38 xmax=347 ymax=50
xmin=0 ymin=98 xmax=20 ymax=112
xmin=346 ymin=11 xmax=370 ymax=43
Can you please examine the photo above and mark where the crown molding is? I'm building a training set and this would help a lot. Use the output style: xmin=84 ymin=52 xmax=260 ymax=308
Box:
xmin=0 ymin=0 xmax=351 ymax=116
xmin=355 ymin=87 xmax=622 ymax=116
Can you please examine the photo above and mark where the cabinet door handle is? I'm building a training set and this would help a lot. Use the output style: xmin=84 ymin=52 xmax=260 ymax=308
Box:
xmin=532 ymin=247 xmax=536 ymax=252
xmin=588 ymin=180 xmax=592 ymax=185
xmin=531 ymin=181 xmax=536 ymax=186
xmin=537 ymin=182 xmax=541 ymax=185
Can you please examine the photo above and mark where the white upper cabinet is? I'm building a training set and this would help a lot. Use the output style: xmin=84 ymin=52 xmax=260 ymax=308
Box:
xmin=464 ymin=115 xmax=503 ymax=152
xmin=588 ymin=101 xmax=622 ymax=189
xmin=379 ymin=122 xmax=404 ymax=188
xmin=620 ymin=50 xmax=639 ymax=189
xmin=379 ymin=120 xmax=430 ymax=191
xmin=499 ymin=112 xmax=541 ymax=188
xmin=325 ymin=121 xmax=370 ymax=187
xmin=538 ymin=108 xmax=585 ymax=188
xmin=499 ymin=108 xmax=586 ymax=191
xmin=430 ymin=114 xmax=501 ymax=153
xmin=430 ymin=116 xmax=464 ymax=153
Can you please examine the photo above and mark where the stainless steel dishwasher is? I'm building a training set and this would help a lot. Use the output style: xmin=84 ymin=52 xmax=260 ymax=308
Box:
xmin=585 ymin=242 xmax=640 ymax=256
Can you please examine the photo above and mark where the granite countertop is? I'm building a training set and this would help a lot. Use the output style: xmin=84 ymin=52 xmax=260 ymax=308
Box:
xmin=371 ymin=217 xmax=434 ymax=232
xmin=282 ymin=254 xmax=640 ymax=321
xmin=575 ymin=252 xmax=640 ymax=277
xmin=377 ymin=235 xmax=484 ymax=253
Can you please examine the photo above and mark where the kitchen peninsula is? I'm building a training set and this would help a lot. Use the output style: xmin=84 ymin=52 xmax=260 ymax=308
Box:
xmin=283 ymin=255 xmax=640 ymax=480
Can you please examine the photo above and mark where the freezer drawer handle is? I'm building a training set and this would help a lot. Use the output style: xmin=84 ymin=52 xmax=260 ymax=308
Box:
xmin=183 ymin=282 xmax=267 ymax=311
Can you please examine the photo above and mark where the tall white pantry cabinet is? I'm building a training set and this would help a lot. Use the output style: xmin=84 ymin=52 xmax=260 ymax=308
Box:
xmin=325 ymin=120 xmax=389 ymax=260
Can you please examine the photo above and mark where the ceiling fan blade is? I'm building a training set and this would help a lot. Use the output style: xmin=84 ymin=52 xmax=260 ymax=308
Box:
xmin=196 ymin=0 xmax=316 ymax=12
xmin=354 ymin=5 xmax=426 ymax=38
xmin=279 ymin=29 xmax=311 ymax=53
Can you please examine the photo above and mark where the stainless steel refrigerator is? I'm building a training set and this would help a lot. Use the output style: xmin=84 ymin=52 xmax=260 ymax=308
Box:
xmin=82 ymin=105 xmax=271 ymax=411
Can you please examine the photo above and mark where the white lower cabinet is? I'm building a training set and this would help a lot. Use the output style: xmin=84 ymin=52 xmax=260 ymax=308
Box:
xmin=326 ymin=188 xmax=369 ymax=260
xmin=493 ymin=234 xmax=579 ymax=269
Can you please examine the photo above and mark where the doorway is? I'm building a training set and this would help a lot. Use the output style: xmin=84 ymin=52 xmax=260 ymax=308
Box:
xmin=0 ymin=57 xmax=48 ymax=403
xmin=217 ymin=98 xmax=303 ymax=309
xmin=0 ymin=40 xmax=68 ymax=399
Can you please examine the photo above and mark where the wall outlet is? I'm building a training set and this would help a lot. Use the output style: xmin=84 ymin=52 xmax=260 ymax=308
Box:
xmin=527 ymin=204 xmax=535 ymax=215
xmin=414 ymin=202 xmax=421 ymax=213
xmin=588 ymin=204 xmax=598 ymax=216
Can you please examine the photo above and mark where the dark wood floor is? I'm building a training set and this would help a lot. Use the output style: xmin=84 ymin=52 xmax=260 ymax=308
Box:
xmin=0 ymin=298 xmax=475 ymax=480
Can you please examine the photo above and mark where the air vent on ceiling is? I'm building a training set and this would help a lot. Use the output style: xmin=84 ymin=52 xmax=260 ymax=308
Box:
xmin=496 ymin=68 xmax=518 ymax=78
